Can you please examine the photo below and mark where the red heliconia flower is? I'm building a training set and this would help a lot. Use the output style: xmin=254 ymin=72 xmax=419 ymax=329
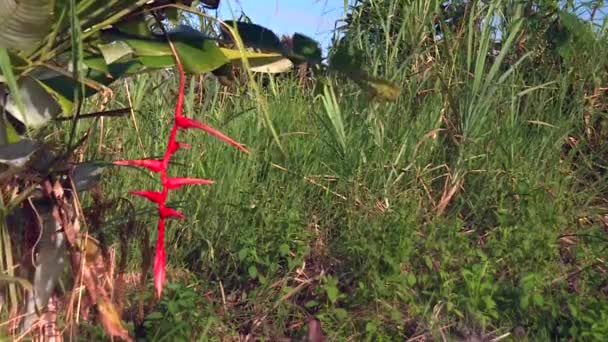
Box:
xmin=159 ymin=206 xmax=185 ymax=219
xmin=113 ymin=159 xmax=164 ymax=172
xmin=165 ymin=177 xmax=213 ymax=189
xmin=175 ymin=115 xmax=249 ymax=154
xmin=115 ymin=40 xmax=248 ymax=297
xmin=154 ymin=219 xmax=166 ymax=298
xmin=130 ymin=190 xmax=163 ymax=203
xmin=167 ymin=139 xmax=191 ymax=154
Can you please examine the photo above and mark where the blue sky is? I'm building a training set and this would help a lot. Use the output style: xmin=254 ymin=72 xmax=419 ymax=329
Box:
xmin=217 ymin=0 xmax=347 ymax=51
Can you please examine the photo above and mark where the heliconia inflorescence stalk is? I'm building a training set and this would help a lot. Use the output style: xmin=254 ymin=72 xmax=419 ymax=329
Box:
xmin=114 ymin=43 xmax=249 ymax=297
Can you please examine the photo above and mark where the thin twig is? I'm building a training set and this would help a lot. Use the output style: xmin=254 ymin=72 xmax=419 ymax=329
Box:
xmin=123 ymin=80 xmax=146 ymax=152
xmin=54 ymin=107 xmax=131 ymax=121
xmin=219 ymin=280 xmax=227 ymax=313
xmin=270 ymin=163 xmax=347 ymax=201
xmin=27 ymin=198 xmax=44 ymax=269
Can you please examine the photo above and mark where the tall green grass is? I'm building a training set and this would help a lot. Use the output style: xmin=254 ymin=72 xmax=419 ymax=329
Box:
xmin=66 ymin=0 xmax=608 ymax=339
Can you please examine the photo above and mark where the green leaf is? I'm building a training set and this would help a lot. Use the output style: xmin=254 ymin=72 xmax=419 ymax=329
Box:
xmin=324 ymin=277 xmax=340 ymax=304
xmin=219 ymin=47 xmax=283 ymax=68
xmin=424 ymin=256 xmax=433 ymax=270
xmin=4 ymin=63 xmax=124 ymax=129
xmin=98 ymin=41 xmax=134 ymax=64
xmin=0 ymin=0 xmax=54 ymax=51
xmin=329 ymin=41 xmax=364 ymax=75
xmin=0 ymin=275 xmax=33 ymax=292
xmin=34 ymin=73 xmax=97 ymax=108
xmin=291 ymin=33 xmax=322 ymax=64
xmin=201 ymin=0 xmax=220 ymax=9
xmin=35 ymin=78 xmax=73 ymax=116
xmin=0 ymin=48 xmax=27 ymax=139
xmin=4 ymin=76 xmax=62 ymax=128
xmin=365 ymin=320 xmax=378 ymax=334
xmin=145 ymin=311 xmax=164 ymax=320
xmin=114 ymin=15 xmax=154 ymax=37
xmin=165 ymin=8 xmax=181 ymax=25
xmin=102 ymin=28 xmax=229 ymax=74
xmin=355 ymin=75 xmax=401 ymax=102
xmin=520 ymin=295 xmax=529 ymax=310
xmin=1 ymin=116 xmax=20 ymax=143
xmin=248 ymin=265 xmax=258 ymax=279
xmin=0 ymin=139 xmax=39 ymax=167
xmin=72 ymin=162 xmax=107 ymax=191
xmin=325 ymin=284 xmax=339 ymax=304
xmin=553 ymin=11 xmax=605 ymax=64
xmin=222 ymin=21 xmax=282 ymax=52
xmin=238 ymin=248 xmax=248 ymax=261
xmin=250 ymin=58 xmax=293 ymax=74
xmin=334 ymin=308 xmax=348 ymax=320
xmin=82 ymin=55 xmax=111 ymax=73
xmin=173 ymin=39 xmax=228 ymax=74
xmin=83 ymin=55 xmax=143 ymax=77
xmin=328 ymin=41 xmax=400 ymax=101
xmin=278 ymin=243 xmax=290 ymax=256
xmin=25 ymin=59 xmax=143 ymax=124
xmin=406 ymin=273 xmax=416 ymax=286
xmin=118 ymin=38 xmax=171 ymax=57
xmin=532 ymin=293 xmax=544 ymax=307
xmin=138 ymin=55 xmax=175 ymax=69
xmin=304 ymin=300 xmax=318 ymax=308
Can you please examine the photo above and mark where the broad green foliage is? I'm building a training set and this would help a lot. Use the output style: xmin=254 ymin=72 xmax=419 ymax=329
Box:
xmin=329 ymin=41 xmax=399 ymax=101
xmin=292 ymin=33 xmax=323 ymax=63
xmin=0 ymin=0 xmax=53 ymax=50
xmin=0 ymin=139 xmax=39 ymax=167
xmin=0 ymin=1 xmax=399 ymax=139
xmin=222 ymin=20 xmax=283 ymax=51
xmin=101 ymin=28 xmax=230 ymax=73
xmin=4 ymin=76 xmax=64 ymax=128
xmin=554 ymin=11 xmax=607 ymax=63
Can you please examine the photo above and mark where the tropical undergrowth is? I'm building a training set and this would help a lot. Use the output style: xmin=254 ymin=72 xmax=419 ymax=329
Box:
xmin=62 ymin=1 xmax=608 ymax=341
xmin=4 ymin=0 xmax=608 ymax=340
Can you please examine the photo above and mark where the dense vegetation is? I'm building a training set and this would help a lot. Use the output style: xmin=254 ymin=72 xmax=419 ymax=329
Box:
xmin=2 ymin=0 xmax=608 ymax=340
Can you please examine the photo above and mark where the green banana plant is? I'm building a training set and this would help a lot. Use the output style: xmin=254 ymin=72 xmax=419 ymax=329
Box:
xmin=1 ymin=1 xmax=400 ymax=140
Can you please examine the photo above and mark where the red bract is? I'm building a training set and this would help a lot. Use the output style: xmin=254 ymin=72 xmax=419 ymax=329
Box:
xmin=113 ymin=159 xmax=164 ymax=173
xmin=114 ymin=41 xmax=248 ymax=297
xmin=154 ymin=220 xmax=166 ymax=297
xmin=130 ymin=190 xmax=163 ymax=204
xmin=159 ymin=206 xmax=185 ymax=219
xmin=175 ymin=115 xmax=249 ymax=154
xmin=167 ymin=140 xmax=191 ymax=154
xmin=165 ymin=177 xmax=214 ymax=189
